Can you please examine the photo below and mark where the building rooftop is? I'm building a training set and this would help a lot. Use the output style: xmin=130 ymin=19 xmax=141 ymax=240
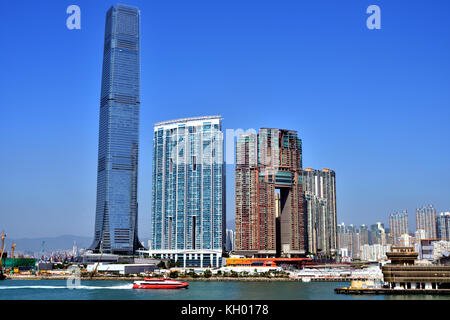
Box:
xmin=154 ymin=115 xmax=222 ymax=127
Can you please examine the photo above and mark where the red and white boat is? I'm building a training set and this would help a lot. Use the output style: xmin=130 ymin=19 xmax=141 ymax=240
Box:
xmin=132 ymin=278 xmax=189 ymax=289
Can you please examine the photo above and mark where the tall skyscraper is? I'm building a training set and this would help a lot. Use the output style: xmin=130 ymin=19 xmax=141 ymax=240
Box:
xmin=416 ymin=204 xmax=437 ymax=239
xmin=304 ymin=192 xmax=326 ymax=255
xmin=90 ymin=4 xmax=143 ymax=255
xmin=437 ymin=212 xmax=450 ymax=241
xmin=235 ymin=128 xmax=305 ymax=257
xmin=150 ymin=116 xmax=225 ymax=268
xmin=389 ymin=210 xmax=409 ymax=245
xmin=234 ymin=133 xmax=259 ymax=251
xmin=302 ymin=168 xmax=337 ymax=256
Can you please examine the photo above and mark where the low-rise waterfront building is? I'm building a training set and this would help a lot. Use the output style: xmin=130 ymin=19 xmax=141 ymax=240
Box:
xmin=82 ymin=253 xmax=120 ymax=264
xmin=86 ymin=263 xmax=157 ymax=275
xmin=220 ymin=265 xmax=282 ymax=275
xmin=382 ymin=246 xmax=450 ymax=290
xmin=225 ymin=257 xmax=311 ymax=270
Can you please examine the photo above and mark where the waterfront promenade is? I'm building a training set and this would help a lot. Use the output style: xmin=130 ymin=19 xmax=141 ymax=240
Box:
xmin=5 ymin=274 xmax=351 ymax=282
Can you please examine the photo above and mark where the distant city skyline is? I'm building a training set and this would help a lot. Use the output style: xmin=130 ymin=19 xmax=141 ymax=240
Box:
xmin=339 ymin=204 xmax=449 ymax=235
xmin=2 ymin=1 xmax=450 ymax=239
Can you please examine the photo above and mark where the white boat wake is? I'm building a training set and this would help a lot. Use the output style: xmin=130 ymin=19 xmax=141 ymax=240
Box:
xmin=0 ymin=284 xmax=134 ymax=290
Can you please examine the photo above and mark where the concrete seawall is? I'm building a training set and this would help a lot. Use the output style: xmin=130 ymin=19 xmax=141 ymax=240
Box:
xmin=6 ymin=275 xmax=351 ymax=282
xmin=335 ymin=287 xmax=450 ymax=295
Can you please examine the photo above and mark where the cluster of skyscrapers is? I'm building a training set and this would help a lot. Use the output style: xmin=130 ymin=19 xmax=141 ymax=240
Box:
xmin=389 ymin=205 xmax=450 ymax=244
xmin=233 ymin=129 xmax=337 ymax=259
xmin=338 ymin=205 xmax=450 ymax=261
xmin=337 ymin=222 xmax=387 ymax=260
xmin=88 ymin=4 xmax=338 ymax=266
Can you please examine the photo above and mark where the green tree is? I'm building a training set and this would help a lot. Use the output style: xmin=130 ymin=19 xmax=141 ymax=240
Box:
xmin=203 ymin=269 xmax=212 ymax=278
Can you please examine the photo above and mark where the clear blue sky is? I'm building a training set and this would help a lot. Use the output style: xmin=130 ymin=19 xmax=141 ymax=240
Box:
xmin=1 ymin=0 xmax=449 ymax=239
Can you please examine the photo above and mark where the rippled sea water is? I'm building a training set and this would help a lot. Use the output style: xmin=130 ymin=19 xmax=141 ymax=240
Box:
xmin=0 ymin=280 xmax=449 ymax=300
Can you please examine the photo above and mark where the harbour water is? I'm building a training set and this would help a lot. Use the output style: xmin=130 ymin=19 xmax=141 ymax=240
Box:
xmin=1 ymin=280 xmax=449 ymax=300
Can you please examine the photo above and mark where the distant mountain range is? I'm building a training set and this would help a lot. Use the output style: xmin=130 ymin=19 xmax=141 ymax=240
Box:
xmin=9 ymin=235 xmax=93 ymax=255
xmin=7 ymin=221 xmax=235 ymax=255
xmin=8 ymin=235 xmax=152 ymax=255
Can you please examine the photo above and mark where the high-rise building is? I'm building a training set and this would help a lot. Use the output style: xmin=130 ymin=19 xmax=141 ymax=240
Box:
xmin=235 ymin=128 xmax=305 ymax=257
xmin=150 ymin=116 xmax=225 ymax=268
xmin=90 ymin=4 xmax=143 ymax=255
xmin=304 ymin=192 xmax=326 ymax=255
xmin=359 ymin=244 xmax=391 ymax=262
xmin=415 ymin=229 xmax=427 ymax=253
xmin=437 ymin=212 xmax=450 ymax=241
xmin=359 ymin=224 xmax=369 ymax=246
xmin=389 ymin=210 xmax=409 ymax=245
xmin=350 ymin=225 xmax=360 ymax=260
xmin=226 ymin=229 xmax=235 ymax=252
xmin=337 ymin=222 xmax=349 ymax=253
xmin=416 ymin=205 xmax=437 ymax=239
xmin=369 ymin=222 xmax=386 ymax=245
xmin=302 ymin=168 xmax=337 ymax=256
xmin=234 ymin=133 xmax=259 ymax=251
xmin=339 ymin=221 xmax=391 ymax=261
xmin=338 ymin=224 xmax=360 ymax=260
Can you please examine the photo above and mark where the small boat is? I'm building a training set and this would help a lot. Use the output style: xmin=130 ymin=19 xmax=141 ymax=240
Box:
xmin=301 ymin=277 xmax=312 ymax=282
xmin=133 ymin=278 xmax=189 ymax=289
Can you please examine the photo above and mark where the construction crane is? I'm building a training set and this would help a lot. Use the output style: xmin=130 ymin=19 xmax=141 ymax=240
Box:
xmin=0 ymin=233 xmax=6 ymax=257
xmin=38 ymin=241 xmax=46 ymax=261
xmin=0 ymin=232 xmax=7 ymax=280
xmin=90 ymin=240 xmax=104 ymax=279
xmin=11 ymin=243 xmax=16 ymax=258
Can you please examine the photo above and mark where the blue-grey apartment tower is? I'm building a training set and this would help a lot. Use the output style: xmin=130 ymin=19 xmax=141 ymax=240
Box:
xmin=149 ymin=116 xmax=226 ymax=267
xmin=90 ymin=4 xmax=143 ymax=255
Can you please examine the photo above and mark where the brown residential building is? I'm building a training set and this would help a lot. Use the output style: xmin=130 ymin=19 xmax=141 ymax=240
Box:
xmin=235 ymin=128 xmax=305 ymax=257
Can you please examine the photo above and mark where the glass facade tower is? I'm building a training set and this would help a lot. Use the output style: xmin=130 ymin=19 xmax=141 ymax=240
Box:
xmin=150 ymin=116 xmax=225 ymax=267
xmin=90 ymin=4 xmax=143 ymax=255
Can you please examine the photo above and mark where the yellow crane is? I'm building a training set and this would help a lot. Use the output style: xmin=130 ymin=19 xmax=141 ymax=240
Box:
xmin=11 ymin=243 xmax=16 ymax=258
